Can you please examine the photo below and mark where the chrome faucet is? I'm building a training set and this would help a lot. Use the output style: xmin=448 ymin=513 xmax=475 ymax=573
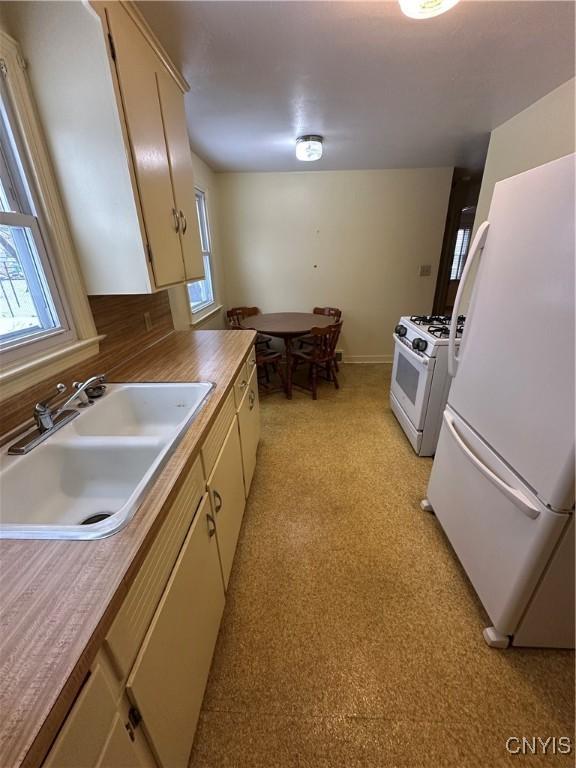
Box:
xmin=33 ymin=382 xmax=67 ymax=433
xmin=66 ymin=374 xmax=107 ymax=409
xmin=33 ymin=375 xmax=107 ymax=434
xmin=8 ymin=374 xmax=107 ymax=455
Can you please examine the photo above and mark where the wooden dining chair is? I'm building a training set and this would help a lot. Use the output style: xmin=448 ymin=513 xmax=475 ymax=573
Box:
xmin=292 ymin=321 xmax=342 ymax=400
xmin=227 ymin=306 xmax=272 ymax=349
xmin=226 ymin=306 xmax=259 ymax=327
xmin=299 ymin=306 xmax=342 ymax=369
xmin=313 ymin=306 xmax=342 ymax=322
xmin=256 ymin=348 xmax=286 ymax=395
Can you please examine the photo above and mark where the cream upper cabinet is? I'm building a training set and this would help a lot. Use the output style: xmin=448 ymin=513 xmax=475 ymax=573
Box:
xmin=2 ymin=1 xmax=203 ymax=294
xmin=207 ymin=420 xmax=247 ymax=588
xmin=126 ymin=494 xmax=225 ymax=768
xmin=105 ymin=4 xmax=185 ymax=288
xmin=156 ymin=69 xmax=204 ymax=281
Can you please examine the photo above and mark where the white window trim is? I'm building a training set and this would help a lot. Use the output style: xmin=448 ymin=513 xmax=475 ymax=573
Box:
xmin=0 ymin=210 xmax=74 ymax=359
xmin=191 ymin=302 xmax=223 ymax=327
xmin=188 ymin=187 xmax=217 ymax=317
xmin=0 ymin=31 xmax=100 ymax=402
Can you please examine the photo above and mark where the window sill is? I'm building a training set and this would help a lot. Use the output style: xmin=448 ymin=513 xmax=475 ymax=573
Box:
xmin=0 ymin=335 xmax=104 ymax=402
xmin=190 ymin=304 xmax=223 ymax=327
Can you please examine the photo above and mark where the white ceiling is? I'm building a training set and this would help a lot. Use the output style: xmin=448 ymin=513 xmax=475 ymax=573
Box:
xmin=138 ymin=1 xmax=575 ymax=172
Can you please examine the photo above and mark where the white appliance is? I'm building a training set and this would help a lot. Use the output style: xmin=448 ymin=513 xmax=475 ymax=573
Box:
xmin=423 ymin=153 xmax=575 ymax=649
xmin=390 ymin=314 xmax=465 ymax=455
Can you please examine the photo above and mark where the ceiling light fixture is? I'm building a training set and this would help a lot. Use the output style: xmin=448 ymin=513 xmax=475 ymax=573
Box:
xmin=399 ymin=0 xmax=460 ymax=20
xmin=295 ymin=135 xmax=323 ymax=162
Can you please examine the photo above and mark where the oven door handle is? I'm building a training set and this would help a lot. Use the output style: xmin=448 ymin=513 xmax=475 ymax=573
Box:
xmin=392 ymin=334 xmax=429 ymax=368
xmin=448 ymin=220 xmax=490 ymax=378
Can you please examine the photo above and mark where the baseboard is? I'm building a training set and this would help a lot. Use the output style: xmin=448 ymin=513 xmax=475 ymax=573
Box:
xmin=341 ymin=354 xmax=393 ymax=365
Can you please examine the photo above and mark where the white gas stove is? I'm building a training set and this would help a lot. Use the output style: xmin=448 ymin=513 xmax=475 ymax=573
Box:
xmin=389 ymin=315 xmax=466 ymax=455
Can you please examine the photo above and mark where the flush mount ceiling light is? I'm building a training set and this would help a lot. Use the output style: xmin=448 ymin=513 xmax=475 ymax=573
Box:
xmin=295 ymin=135 xmax=323 ymax=162
xmin=399 ymin=0 xmax=460 ymax=19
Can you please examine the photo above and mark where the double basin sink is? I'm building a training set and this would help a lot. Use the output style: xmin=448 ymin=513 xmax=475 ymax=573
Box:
xmin=0 ymin=382 xmax=213 ymax=540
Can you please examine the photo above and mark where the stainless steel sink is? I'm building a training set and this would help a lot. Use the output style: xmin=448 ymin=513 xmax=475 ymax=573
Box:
xmin=0 ymin=382 xmax=213 ymax=540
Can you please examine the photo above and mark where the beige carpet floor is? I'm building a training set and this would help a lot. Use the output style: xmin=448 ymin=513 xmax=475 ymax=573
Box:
xmin=190 ymin=365 xmax=575 ymax=768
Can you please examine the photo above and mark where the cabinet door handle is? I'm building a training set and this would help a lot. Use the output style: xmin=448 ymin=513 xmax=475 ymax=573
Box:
xmin=249 ymin=390 xmax=256 ymax=410
xmin=213 ymin=489 xmax=223 ymax=514
xmin=172 ymin=208 xmax=180 ymax=233
xmin=206 ymin=512 xmax=217 ymax=538
xmin=179 ymin=210 xmax=187 ymax=234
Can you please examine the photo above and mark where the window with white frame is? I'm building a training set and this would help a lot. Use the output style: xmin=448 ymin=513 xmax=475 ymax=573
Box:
xmin=449 ymin=226 xmax=471 ymax=280
xmin=187 ymin=189 xmax=215 ymax=314
xmin=449 ymin=205 xmax=476 ymax=281
xmin=0 ymin=86 xmax=73 ymax=360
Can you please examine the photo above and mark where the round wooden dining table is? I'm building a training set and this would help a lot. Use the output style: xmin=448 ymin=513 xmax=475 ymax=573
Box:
xmin=240 ymin=312 xmax=335 ymax=399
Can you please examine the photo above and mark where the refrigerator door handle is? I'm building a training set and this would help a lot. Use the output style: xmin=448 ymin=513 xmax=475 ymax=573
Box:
xmin=444 ymin=412 xmax=540 ymax=520
xmin=448 ymin=221 xmax=490 ymax=378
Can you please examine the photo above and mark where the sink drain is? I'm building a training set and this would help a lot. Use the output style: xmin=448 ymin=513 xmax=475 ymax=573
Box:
xmin=81 ymin=513 xmax=112 ymax=525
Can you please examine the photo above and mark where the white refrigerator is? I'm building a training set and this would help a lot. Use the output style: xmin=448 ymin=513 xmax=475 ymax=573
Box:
xmin=423 ymin=153 xmax=575 ymax=649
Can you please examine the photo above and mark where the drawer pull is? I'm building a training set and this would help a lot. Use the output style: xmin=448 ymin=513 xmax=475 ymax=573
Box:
xmin=206 ymin=512 xmax=217 ymax=538
xmin=239 ymin=380 xmax=247 ymax=390
xmin=249 ymin=390 xmax=256 ymax=410
xmin=213 ymin=489 xmax=223 ymax=514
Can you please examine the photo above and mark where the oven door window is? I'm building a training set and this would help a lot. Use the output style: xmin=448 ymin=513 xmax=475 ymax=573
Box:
xmin=391 ymin=340 xmax=435 ymax=430
xmin=396 ymin=352 xmax=420 ymax=405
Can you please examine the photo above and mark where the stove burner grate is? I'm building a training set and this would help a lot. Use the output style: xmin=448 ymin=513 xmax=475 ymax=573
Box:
xmin=428 ymin=324 xmax=465 ymax=338
xmin=410 ymin=314 xmax=467 ymax=328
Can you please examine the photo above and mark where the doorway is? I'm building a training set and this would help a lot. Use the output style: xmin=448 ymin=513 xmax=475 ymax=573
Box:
xmin=433 ymin=169 xmax=483 ymax=316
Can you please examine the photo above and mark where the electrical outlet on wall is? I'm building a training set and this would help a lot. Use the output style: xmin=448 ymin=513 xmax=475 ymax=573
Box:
xmin=143 ymin=311 xmax=153 ymax=331
xmin=419 ymin=264 xmax=432 ymax=277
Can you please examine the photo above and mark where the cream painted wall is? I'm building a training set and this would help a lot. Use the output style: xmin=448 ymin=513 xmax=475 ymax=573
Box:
xmin=218 ymin=169 xmax=452 ymax=361
xmin=169 ymin=151 xmax=227 ymax=330
xmin=460 ymin=79 xmax=576 ymax=310
xmin=475 ymin=78 xmax=575 ymax=232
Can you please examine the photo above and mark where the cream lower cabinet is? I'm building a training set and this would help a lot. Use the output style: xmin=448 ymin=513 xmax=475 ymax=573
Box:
xmin=207 ymin=420 xmax=247 ymax=589
xmin=237 ymin=365 xmax=261 ymax=496
xmin=43 ymin=656 xmax=156 ymax=768
xmin=126 ymin=494 xmax=224 ymax=768
xmin=95 ymin=700 xmax=157 ymax=768
xmin=43 ymin=366 xmax=259 ymax=768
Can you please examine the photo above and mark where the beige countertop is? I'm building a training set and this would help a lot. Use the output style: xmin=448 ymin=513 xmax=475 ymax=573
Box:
xmin=0 ymin=329 xmax=256 ymax=768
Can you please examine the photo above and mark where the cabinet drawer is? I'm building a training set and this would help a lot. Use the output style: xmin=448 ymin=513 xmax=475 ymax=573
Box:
xmin=105 ymin=456 xmax=205 ymax=679
xmin=237 ymin=366 xmax=261 ymax=497
xmin=44 ymin=662 xmax=116 ymax=768
xmin=201 ymin=390 xmax=235 ymax=478
xmin=233 ymin=362 xmax=249 ymax=409
xmin=247 ymin=345 xmax=256 ymax=373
